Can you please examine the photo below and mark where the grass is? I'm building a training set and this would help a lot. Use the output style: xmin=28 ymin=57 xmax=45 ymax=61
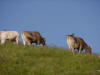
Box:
xmin=0 ymin=42 xmax=100 ymax=75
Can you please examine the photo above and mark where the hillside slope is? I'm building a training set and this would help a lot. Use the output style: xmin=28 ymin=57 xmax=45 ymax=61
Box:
xmin=0 ymin=42 xmax=100 ymax=75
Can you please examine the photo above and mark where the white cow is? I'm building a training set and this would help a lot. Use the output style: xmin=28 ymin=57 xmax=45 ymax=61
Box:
xmin=0 ymin=31 xmax=19 ymax=44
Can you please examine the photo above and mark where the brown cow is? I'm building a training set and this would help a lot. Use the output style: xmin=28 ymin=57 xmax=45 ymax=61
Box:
xmin=21 ymin=31 xmax=46 ymax=46
xmin=66 ymin=34 xmax=92 ymax=54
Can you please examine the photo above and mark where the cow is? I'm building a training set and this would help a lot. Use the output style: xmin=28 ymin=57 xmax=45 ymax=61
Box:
xmin=21 ymin=31 xmax=46 ymax=46
xmin=0 ymin=31 xmax=19 ymax=44
xmin=66 ymin=34 xmax=92 ymax=54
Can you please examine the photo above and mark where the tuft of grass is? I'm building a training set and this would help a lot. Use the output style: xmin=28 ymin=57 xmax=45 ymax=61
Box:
xmin=0 ymin=42 xmax=100 ymax=75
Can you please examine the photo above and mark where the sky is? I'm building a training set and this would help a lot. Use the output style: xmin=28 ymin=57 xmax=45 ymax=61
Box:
xmin=0 ymin=0 xmax=100 ymax=53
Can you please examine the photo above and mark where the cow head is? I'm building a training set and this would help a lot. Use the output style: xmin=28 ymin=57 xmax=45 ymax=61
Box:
xmin=85 ymin=46 xmax=92 ymax=54
xmin=66 ymin=34 xmax=75 ymax=42
xmin=41 ymin=37 xmax=46 ymax=46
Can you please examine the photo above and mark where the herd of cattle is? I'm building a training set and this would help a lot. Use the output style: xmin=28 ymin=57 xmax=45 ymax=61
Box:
xmin=0 ymin=30 xmax=92 ymax=54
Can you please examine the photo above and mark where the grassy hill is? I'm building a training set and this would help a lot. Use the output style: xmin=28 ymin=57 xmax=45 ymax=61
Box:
xmin=0 ymin=42 xmax=100 ymax=75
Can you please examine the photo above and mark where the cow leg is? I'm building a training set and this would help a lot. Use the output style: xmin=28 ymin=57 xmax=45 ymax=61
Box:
xmin=1 ymin=39 xmax=6 ymax=44
xmin=79 ymin=45 xmax=82 ymax=54
xmin=72 ymin=49 xmax=74 ymax=54
xmin=27 ymin=42 xmax=31 ymax=45
xmin=70 ymin=46 xmax=74 ymax=54
xmin=68 ymin=44 xmax=71 ymax=50
xmin=68 ymin=44 xmax=74 ymax=54
xmin=15 ymin=36 xmax=19 ymax=44
xmin=37 ymin=40 xmax=40 ymax=46
xmin=79 ymin=49 xmax=81 ymax=53
xmin=16 ymin=39 xmax=18 ymax=44
xmin=69 ymin=46 xmax=74 ymax=54
xmin=23 ymin=40 xmax=26 ymax=46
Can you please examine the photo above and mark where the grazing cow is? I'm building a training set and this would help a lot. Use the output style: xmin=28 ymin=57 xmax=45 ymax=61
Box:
xmin=0 ymin=31 xmax=19 ymax=44
xmin=21 ymin=31 xmax=46 ymax=46
xmin=66 ymin=34 xmax=92 ymax=54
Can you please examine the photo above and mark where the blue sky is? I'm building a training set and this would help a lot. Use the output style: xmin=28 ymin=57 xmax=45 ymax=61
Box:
xmin=0 ymin=0 xmax=100 ymax=53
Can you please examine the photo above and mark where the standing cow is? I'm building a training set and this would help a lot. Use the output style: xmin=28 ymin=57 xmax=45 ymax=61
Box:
xmin=0 ymin=31 xmax=19 ymax=44
xmin=21 ymin=31 xmax=46 ymax=46
xmin=66 ymin=34 xmax=92 ymax=54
